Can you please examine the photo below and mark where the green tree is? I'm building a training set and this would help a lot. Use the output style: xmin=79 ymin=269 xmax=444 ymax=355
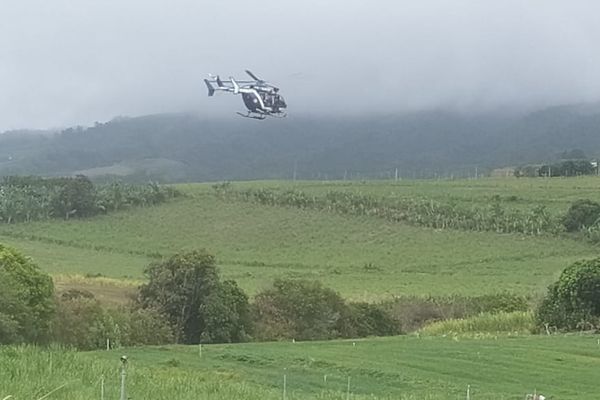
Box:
xmin=50 ymin=175 xmax=96 ymax=219
xmin=536 ymin=258 xmax=600 ymax=331
xmin=0 ymin=244 xmax=54 ymax=343
xmin=138 ymin=250 xmax=251 ymax=344
xmin=253 ymin=279 xmax=348 ymax=341
xmin=199 ymin=280 xmax=251 ymax=343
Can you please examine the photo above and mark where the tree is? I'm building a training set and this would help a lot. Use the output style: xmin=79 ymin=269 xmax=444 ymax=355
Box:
xmin=0 ymin=244 xmax=54 ymax=343
xmin=138 ymin=250 xmax=251 ymax=344
xmin=536 ymin=258 xmax=600 ymax=331
xmin=50 ymin=175 xmax=97 ymax=219
xmin=253 ymin=279 xmax=348 ymax=341
xmin=199 ymin=280 xmax=251 ymax=343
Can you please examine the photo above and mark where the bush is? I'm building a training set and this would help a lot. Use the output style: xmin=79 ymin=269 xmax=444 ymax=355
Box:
xmin=253 ymin=279 xmax=348 ymax=341
xmin=536 ymin=258 xmax=600 ymax=331
xmin=563 ymin=199 xmax=600 ymax=232
xmin=385 ymin=293 xmax=529 ymax=332
xmin=340 ymin=302 xmax=402 ymax=337
xmin=253 ymin=279 xmax=403 ymax=341
xmin=51 ymin=290 xmax=106 ymax=349
xmin=52 ymin=290 xmax=174 ymax=349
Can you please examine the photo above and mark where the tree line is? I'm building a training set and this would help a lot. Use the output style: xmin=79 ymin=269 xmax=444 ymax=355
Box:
xmin=0 ymin=175 xmax=179 ymax=223
xmin=0 ymin=245 xmax=531 ymax=348
xmin=515 ymin=160 xmax=597 ymax=178
xmin=4 ymin=242 xmax=600 ymax=347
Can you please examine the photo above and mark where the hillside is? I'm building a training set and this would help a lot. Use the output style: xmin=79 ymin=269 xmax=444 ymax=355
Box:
xmin=2 ymin=178 xmax=599 ymax=301
xmin=1 ymin=104 xmax=600 ymax=182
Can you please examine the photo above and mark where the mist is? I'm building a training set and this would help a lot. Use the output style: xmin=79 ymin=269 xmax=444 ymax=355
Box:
xmin=2 ymin=0 xmax=600 ymax=131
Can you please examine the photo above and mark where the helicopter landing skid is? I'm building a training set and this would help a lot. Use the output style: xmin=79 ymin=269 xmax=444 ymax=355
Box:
xmin=237 ymin=111 xmax=266 ymax=120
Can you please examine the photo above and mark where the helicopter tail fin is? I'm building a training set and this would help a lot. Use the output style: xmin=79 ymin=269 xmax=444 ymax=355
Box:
xmin=230 ymin=77 xmax=240 ymax=94
xmin=204 ymin=79 xmax=215 ymax=96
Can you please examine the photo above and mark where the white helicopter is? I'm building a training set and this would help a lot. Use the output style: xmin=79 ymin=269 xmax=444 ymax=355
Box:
xmin=204 ymin=70 xmax=287 ymax=120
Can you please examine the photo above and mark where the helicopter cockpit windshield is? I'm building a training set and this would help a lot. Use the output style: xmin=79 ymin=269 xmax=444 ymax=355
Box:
xmin=274 ymin=94 xmax=286 ymax=109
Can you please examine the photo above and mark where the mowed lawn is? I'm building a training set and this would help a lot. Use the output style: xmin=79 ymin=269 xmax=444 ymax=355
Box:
xmin=90 ymin=335 xmax=600 ymax=399
xmin=5 ymin=335 xmax=600 ymax=399
xmin=0 ymin=178 xmax=598 ymax=299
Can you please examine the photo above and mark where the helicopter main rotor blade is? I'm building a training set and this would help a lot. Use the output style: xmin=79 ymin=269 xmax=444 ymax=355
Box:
xmin=245 ymin=70 xmax=262 ymax=81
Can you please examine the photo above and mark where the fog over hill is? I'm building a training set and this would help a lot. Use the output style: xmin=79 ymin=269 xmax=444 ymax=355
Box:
xmin=1 ymin=103 xmax=599 ymax=182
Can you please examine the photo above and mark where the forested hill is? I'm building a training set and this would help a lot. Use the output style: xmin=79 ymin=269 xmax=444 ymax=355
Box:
xmin=1 ymin=104 xmax=600 ymax=182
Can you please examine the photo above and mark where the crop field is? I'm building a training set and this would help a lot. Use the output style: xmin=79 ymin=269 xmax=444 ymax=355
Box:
xmin=228 ymin=176 xmax=600 ymax=213
xmin=3 ymin=335 xmax=600 ymax=399
xmin=0 ymin=177 xmax=599 ymax=300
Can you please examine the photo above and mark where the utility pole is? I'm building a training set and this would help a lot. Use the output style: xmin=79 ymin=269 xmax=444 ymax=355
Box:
xmin=293 ymin=161 xmax=297 ymax=181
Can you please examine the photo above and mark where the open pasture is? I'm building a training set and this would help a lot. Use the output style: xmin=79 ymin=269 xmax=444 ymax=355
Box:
xmin=3 ymin=335 xmax=600 ymax=399
xmin=0 ymin=178 xmax=598 ymax=300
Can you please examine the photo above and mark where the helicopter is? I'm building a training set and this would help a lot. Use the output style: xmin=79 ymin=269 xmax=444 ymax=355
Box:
xmin=204 ymin=70 xmax=287 ymax=120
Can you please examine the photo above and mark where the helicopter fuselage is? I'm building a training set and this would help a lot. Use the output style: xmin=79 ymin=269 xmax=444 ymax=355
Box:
xmin=204 ymin=71 xmax=287 ymax=119
xmin=242 ymin=89 xmax=286 ymax=115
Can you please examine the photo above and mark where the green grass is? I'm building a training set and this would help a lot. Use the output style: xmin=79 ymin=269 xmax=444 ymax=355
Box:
xmin=4 ymin=335 xmax=600 ymax=399
xmin=419 ymin=311 xmax=535 ymax=336
xmin=0 ymin=178 xmax=599 ymax=300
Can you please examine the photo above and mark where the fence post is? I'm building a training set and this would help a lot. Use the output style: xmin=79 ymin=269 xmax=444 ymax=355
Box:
xmin=100 ymin=375 xmax=104 ymax=400
xmin=120 ymin=356 xmax=128 ymax=400
xmin=282 ymin=368 xmax=287 ymax=400
xmin=346 ymin=376 xmax=351 ymax=400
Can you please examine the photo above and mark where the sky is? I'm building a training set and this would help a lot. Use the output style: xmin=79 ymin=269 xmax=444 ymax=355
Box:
xmin=1 ymin=0 xmax=600 ymax=131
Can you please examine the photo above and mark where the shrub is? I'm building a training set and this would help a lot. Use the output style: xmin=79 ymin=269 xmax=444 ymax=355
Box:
xmin=51 ymin=290 xmax=106 ymax=349
xmin=340 ymin=302 xmax=402 ymax=337
xmin=253 ymin=280 xmax=402 ymax=341
xmin=253 ymin=279 xmax=348 ymax=341
xmin=52 ymin=290 xmax=174 ymax=349
xmin=536 ymin=258 xmax=600 ymax=331
xmin=385 ymin=293 xmax=529 ymax=332
xmin=562 ymin=199 xmax=600 ymax=232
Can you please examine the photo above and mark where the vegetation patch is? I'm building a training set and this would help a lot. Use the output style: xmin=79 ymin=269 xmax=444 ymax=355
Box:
xmin=216 ymin=185 xmax=559 ymax=235
xmin=419 ymin=311 xmax=534 ymax=336
xmin=0 ymin=175 xmax=179 ymax=223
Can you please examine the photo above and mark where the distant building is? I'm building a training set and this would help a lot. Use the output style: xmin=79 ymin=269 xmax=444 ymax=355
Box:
xmin=490 ymin=167 xmax=516 ymax=178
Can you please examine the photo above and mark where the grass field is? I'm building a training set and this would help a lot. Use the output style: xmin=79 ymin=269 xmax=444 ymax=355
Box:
xmin=2 ymin=177 xmax=600 ymax=398
xmin=3 ymin=335 xmax=600 ymax=399
xmin=0 ymin=177 xmax=599 ymax=300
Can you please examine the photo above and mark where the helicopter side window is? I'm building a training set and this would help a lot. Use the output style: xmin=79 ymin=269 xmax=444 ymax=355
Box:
xmin=262 ymin=93 xmax=274 ymax=107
